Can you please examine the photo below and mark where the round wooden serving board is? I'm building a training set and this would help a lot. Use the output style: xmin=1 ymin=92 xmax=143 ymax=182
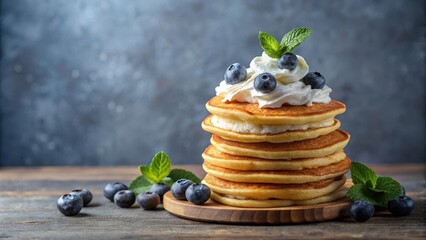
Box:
xmin=163 ymin=192 xmax=352 ymax=225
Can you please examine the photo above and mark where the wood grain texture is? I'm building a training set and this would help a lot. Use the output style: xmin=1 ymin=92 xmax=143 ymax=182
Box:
xmin=163 ymin=192 xmax=351 ymax=224
xmin=0 ymin=164 xmax=425 ymax=239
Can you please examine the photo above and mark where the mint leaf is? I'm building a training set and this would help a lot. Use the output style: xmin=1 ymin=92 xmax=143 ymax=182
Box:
xmin=366 ymin=179 xmax=375 ymax=190
xmin=132 ymin=186 xmax=151 ymax=195
xmin=168 ymin=168 xmax=201 ymax=183
xmin=347 ymin=184 xmax=379 ymax=205
xmin=149 ymin=151 xmax=171 ymax=182
xmin=129 ymin=175 xmax=152 ymax=195
xmin=139 ymin=165 xmax=156 ymax=183
xmin=259 ymin=31 xmax=282 ymax=58
xmin=350 ymin=162 xmax=377 ymax=186
xmin=278 ymin=45 xmax=288 ymax=55
xmin=139 ymin=151 xmax=172 ymax=183
xmin=373 ymin=176 xmax=402 ymax=196
xmin=280 ymin=27 xmax=312 ymax=53
xmin=375 ymin=177 xmax=402 ymax=193
xmin=347 ymin=162 xmax=403 ymax=207
xmin=346 ymin=184 xmax=398 ymax=207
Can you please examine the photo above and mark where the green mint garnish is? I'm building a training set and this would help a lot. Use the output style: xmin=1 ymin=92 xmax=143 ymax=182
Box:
xmin=347 ymin=162 xmax=403 ymax=207
xmin=168 ymin=169 xmax=201 ymax=184
xmin=139 ymin=151 xmax=171 ymax=184
xmin=351 ymin=161 xmax=377 ymax=186
xmin=280 ymin=28 xmax=312 ymax=53
xmin=259 ymin=27 xmax=312 ymax=59
xmin=129 ymin=151 xmax=201 ymax=195
xmin=129 ymin=175 xmax=152 ymax=195
xmin=259 ymin=31 xmax=282 ymax=59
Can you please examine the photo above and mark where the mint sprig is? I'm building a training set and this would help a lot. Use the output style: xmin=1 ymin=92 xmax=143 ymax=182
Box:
xmin=129 ymin=151 xmax=201 ymax=195
xmin=259 ymin=27 xmax=312 ymax=59
xmin=259 ymin=32 xmax=282 ymax=59
xmin=347 ymin=162 xmax=402 ymax=207
xmin=280 ymin=28 xmax=312 ymax=53
xmin=139 ymin=151 xmax=171 ymax=184
xmin=351 ymin=161 xmax=377 ymax=186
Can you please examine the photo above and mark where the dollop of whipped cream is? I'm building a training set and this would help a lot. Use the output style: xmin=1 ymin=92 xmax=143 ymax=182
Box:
xmin=215 ymin=52 xmax=332 ymax=108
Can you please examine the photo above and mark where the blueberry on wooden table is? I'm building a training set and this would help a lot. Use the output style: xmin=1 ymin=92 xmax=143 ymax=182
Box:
xmin=137 ymin=192 xmax=160 ymax=210
xmin=57 ymin=194 xmax=83 ymax=216
xmin=114 ymin=190 xmax=135 ymax=208
xmin=185 ymin=183 xmax=211 ymax=205
xmin=349 ymin=200 xmax=375 ymax=222
xmin=70 ymin=189 xmax=92 ymax=206
xmin=103 ymin=182 xmax=128 ymax=201
xmin=149 ymin=183 xmax=170 ymax=201
xmin=388 ymin=196 xmax=414 ymax=217
xmin=171 ymin=179 xmax=193 ymax=200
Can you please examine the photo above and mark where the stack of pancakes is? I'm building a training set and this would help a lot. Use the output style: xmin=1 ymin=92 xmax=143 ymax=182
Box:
xmin=201 ymin=96 xmax=351 ymax=208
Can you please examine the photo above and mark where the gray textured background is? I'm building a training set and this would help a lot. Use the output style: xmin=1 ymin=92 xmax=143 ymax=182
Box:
xmin=1 ymin=0 xmax=425 ymax=166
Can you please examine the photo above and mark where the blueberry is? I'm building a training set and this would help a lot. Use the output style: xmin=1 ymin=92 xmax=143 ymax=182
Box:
xmin=224 ymin=63 xmax=247 ymax=85
xmin=104 ymin=182 xmax=128 ymax=201
xmin=254 ymin=73 xmax=277 ymax=93
xmin=149 ymin=183 xmax=170 ymax=201
xmin=185 ymin=183 xmax=211 ymax=205
xmin=278 ymin=53 xmax=298 ymax=71
xmin=349 ymin=200 xmax=375 ymax=222
xmin=171 ymin=179 xmax=193 ymax=200
xmin=57 ymin=194 xmax=83 ymax=216
xmin=388 ymin=196 xmax=414 ymax=217
xmin=114 ymin=190 xmax=135 ymax=208
xmin=137 ymin=192 xmax=160 ymax=210
xmin=302 ymin=72 xmax=326 ymax=89
xmin=70 ymin=189 xmax=92 ymax=206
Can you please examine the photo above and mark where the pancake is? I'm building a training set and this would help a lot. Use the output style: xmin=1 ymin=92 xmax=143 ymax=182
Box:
xmin=210 ymin=130 xmax=350 ymax=159
xmin=202 ymin=145 xmax=347 ymax=170
xmin=206 ymin=96 xmax=346 ymax=125
xmin=210 ymin=188 xmax=348 ymax=208
xmin=202 ymin=114 xmax=341 ymax=143
xmin=202 ymin=157 xmax=350 ymax=184
xmin=203 ymin=174 xmax=347 ymax=200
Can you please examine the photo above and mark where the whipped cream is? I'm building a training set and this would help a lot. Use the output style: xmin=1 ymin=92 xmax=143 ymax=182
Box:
xmin=215 ymin=52 xmax=332 ymax=108
xmin=251 ymin=52 xmax=309 ymax=84
xmin=211 ymin=116 xmax=334 ymax=134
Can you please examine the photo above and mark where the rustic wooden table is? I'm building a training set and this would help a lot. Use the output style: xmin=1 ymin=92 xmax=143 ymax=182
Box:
xmin=0 ymin=164 xmax=425 ymax=239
